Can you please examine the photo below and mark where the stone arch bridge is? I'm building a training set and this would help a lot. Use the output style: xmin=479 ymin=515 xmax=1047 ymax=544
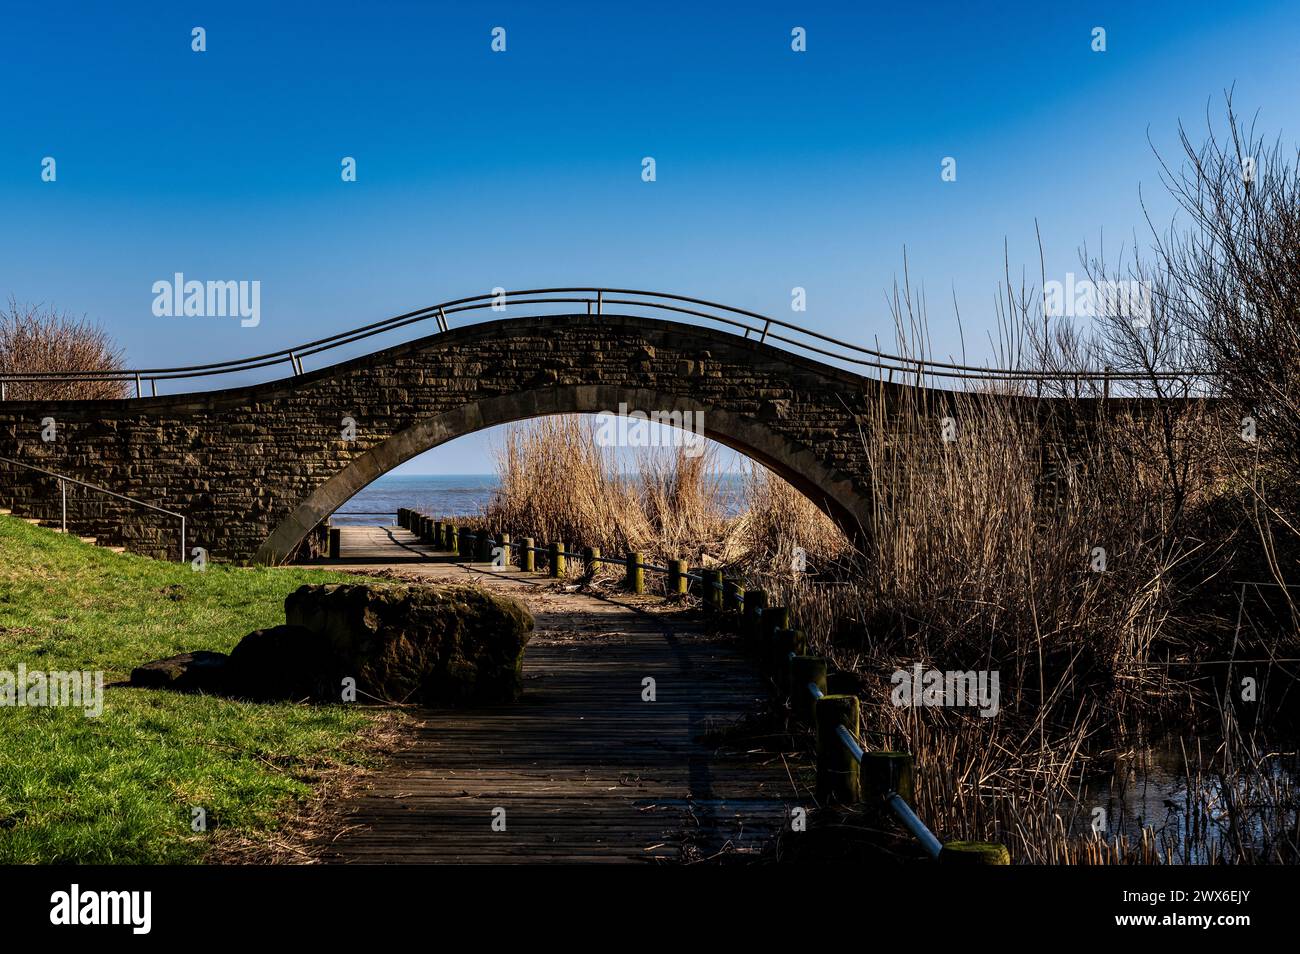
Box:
xmin=0 ymin=289 xmax=1136 ymax=564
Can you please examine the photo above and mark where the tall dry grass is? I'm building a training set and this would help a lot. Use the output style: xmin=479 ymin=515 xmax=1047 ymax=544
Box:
xmin=482 ymin=416 xmax=738 ymax=572
xmin=725 ymin=464 xmax=851 ymax=573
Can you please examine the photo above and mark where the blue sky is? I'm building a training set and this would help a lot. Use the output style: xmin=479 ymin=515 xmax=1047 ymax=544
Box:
xmin=2 ymin=0 xmax=1297 ymax=472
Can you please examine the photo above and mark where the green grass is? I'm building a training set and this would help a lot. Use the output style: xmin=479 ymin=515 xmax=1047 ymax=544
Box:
xmin=0 ymin=515 xmax=377 ymax=863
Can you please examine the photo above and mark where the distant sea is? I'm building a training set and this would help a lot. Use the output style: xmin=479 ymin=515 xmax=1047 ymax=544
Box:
xmin=332 ymin=474 xmax=499 ymax=525
xmin=332 ymin=472 xmax=749 ymax=525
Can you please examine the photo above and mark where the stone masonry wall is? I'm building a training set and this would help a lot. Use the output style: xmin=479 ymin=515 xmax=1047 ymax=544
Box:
xmin=0 ymin=314 xmax=890 ymax=563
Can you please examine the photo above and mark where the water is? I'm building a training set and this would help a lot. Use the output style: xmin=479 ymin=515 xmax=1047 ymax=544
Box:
xmin=331 ymin=474 xmax=499 ymax=525
xmin=331 ymin=472 xmax=751 ymax=525
xmin=1077 ymin=740 xmax=1299 ymax=863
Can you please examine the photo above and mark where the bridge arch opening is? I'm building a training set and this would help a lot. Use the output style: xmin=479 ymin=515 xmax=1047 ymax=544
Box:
xmin=259 ymin=384 xmax=867 ymax=565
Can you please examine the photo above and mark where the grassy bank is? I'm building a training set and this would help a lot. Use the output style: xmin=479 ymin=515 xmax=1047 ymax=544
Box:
xmin=0 ymin=515 xmax=378 ymax=864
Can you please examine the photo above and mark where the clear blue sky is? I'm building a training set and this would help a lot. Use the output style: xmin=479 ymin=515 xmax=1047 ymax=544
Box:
xmin=2 ymin=0 xmax=1297 ymax=472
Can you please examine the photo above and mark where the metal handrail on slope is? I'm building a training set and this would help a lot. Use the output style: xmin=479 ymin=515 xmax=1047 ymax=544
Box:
xmin=0 ymin=455 xmax=186 ymax=561
xmin=0 ymin=286 xmax=1205 ymax=398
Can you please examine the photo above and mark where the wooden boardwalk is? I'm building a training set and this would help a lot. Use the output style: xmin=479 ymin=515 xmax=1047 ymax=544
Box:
xmin=311 ymin=525 xmax=792 ymax=864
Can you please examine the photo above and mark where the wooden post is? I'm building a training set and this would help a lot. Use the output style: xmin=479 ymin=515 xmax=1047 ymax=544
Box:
xmin=549 ymin=541 xmax=566 ymax=578
xmin=815 ymin=694 xmax=861 ymax=804
xmin=701 ymin=569 xmax=723 ymax=611
xmin=667 ymin=559 xmax=687 ymax=595
xmin=398 ymin=508 xmax=407 ymax=529
xmin=789 ymin=655 xmax=827 ymax=723
xmin=723 ymin=578 xmax=742 ymax=613
xmin=743 ymin=589 xmax=767 ymax=639
xmin=939 ymin=842 xmax=1011 ymax=865
xmin=434 ymin=521 xmax=444 ymax=549
xmin=860 ymin=751 xmax=914 ymax=804
xmin=762 ymin=606 xmax=790 ymax=661
xmin=446 ymin=524 xmax=458 ymax=554
xmin=328 ymin=527 xmax=341 ymax=559
xmin=771 ymin=628 xmax=806 ymax=689
xmin=475 ymin=531 xmax=494 ymax=562
xmin=459 ymin=530 xmax=474 ymax=559
xmin=625 ymin=552 xmax=645 ymax=593
xmin=583 ymin=546 xmax=600 ymax=578
xmin=521 ymin=537 xmax=536 ymax=572
xmin=497 ymin=533 xmax=511 ymax=568
xmin=696 ymin=569 xmax=711 ymax=609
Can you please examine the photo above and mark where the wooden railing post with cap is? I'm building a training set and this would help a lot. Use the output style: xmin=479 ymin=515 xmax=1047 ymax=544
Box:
xmin=761 ymin=605 xmax=789 ymax=661
xmin=771 ymin=628 xmax=804 ymax=688
xmin=789 ymin=655 xmax=826 ymax=724
xmin=583 ymin=546 xmax=600 ymax=578
xmin=701 ymin=569 xmax=723 ymax=611
xmin=625 ymin=552 xmax=644 ymax=593
xmin=521 ymin=537 xmax=535 ymax=572
xmin=667 ymin=559 xmax=687 ymax=595
xmin=549 ymin=541 xmax=565 ymax=577
xmin=475 ymin=531 xmax=494 ymax=563
xmin=786 ymin=649 xmax=1010 ymax=863
xmin=723 ymin=578 xmax=742 ymax=613
xmin=939 ymin=842 xmax=1012 ymax=865
xmin=815 ymin=695 xmax=861 ymax=804
xmin=743 ymin=589 xmax=767 ymax=638
xmin=446 ymin=524 xmax=458 ymax=553
xmin=860 ymin=751 xmax=914 ymax=804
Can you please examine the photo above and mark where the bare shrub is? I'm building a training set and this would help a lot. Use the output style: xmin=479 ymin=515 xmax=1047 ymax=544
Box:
xmin=0 ymin=299 xmax=127 ymax=400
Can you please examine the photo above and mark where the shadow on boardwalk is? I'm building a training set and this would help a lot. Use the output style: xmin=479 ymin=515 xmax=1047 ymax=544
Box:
xmin=310 ymin=526 xmax=793 ymax=864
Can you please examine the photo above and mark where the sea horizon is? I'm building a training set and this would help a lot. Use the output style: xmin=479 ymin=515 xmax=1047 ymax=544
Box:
xmin=333 ymin=471 xmax=750 ymax=524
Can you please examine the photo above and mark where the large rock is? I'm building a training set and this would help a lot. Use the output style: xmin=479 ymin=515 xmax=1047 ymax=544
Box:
xmin=227 ymin=624 xmax=337 ymax=701
xmin=130 ymin=651 xmax=230 ymax=692
xmin=282 ymin=582 xmax=533 ymax=704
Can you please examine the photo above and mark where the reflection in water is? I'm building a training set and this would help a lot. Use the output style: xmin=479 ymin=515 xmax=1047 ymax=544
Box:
xmin=1078 ymin=740 xmax=1299 ymax=863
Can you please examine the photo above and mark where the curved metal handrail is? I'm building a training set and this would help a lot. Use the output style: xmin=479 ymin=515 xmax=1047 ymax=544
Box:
xmin=0 ymin=286 xmax=1207 ymax=395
